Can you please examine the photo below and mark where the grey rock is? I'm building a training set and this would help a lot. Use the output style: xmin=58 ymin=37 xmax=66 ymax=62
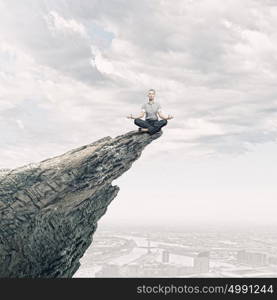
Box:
xmin=0 ymin=130 xmax=162 ymax=277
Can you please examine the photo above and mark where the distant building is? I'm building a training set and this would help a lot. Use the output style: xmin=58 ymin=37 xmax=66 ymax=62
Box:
xmin=96 ymin=249 xmax=211 ymax=277
xmin=162 ymin=250 xmax=170 ymax=263
xmin=96 ymin=260 xmax=198 ymax=277
xmin=237 ymin=250 xmax=267 ymax=267
xmin=121 ymin=263 xmax=141 ymax=277
xmin=193 ymin=251 xmax=210 ymax=273
xmin=268 ymin=256 xmax=277 ymax=265
xmin=95 ymin=263 xmax=120 ymax=277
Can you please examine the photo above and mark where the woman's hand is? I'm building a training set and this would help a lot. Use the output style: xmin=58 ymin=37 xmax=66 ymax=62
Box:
xmin=167 ymin=114 xmax=174 ymax=120
xmin=126 ymin=114 xmax=134 ymax=119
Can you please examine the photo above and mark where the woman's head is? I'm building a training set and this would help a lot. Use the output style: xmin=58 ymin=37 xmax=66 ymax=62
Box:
xmin=148 ymin=89 xmax=156 ymax=100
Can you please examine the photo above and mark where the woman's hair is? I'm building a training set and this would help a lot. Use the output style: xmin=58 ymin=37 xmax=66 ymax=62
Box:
xmin=148 ymin=89 xmax=156 ymax=94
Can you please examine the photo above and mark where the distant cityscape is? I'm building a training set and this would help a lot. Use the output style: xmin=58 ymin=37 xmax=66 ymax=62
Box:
xmin=73 ymin=224 xmax=277 ymax=278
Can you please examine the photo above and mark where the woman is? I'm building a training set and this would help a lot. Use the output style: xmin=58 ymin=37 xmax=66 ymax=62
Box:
xmin=127 ymin=89 xmax=173 ymax=135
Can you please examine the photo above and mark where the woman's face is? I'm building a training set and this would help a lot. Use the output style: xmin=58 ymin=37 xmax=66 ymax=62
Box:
xmin=148 ymin=91 xmax=155 ymax=100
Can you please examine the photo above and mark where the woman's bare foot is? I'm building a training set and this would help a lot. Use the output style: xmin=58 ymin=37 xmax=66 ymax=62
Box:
xmin=138 ymin=128 xmax=149 ymax=132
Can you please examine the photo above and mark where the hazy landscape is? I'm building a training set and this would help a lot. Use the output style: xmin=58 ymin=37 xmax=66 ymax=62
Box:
xmin=74 ymin=222 xmax=277 ymax=278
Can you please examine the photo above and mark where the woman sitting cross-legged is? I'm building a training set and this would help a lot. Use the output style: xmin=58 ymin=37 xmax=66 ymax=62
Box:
xmin=126 ymin=89 xmax=173 ymax=135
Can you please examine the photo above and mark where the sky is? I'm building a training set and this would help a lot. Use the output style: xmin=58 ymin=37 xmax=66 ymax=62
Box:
xmin=0 ymin=0 xmax=277 ymax=227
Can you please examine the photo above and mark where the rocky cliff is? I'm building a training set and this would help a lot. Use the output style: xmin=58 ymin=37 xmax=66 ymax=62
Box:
xmin=0 ymin=130 xmax=162 ymax=278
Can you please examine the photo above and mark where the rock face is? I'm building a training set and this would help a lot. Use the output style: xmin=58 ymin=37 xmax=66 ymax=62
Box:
xmin=0 ymin=130 xmax=162 ymax=278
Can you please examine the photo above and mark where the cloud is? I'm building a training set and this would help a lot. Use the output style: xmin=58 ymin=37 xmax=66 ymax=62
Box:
xmin=1 ymin=0 xmax=277 ymax=166
xmin=44 ymin=10 xmax=88 ymax=37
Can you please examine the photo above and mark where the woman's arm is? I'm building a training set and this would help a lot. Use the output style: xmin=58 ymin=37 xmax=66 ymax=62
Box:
xmin=158 ymin=111 xmax=173 ymax=120
xmin=158 ymin=111 xmax=168 ymax=120
xmin=127 ymin=111 xmax=145 ymax=119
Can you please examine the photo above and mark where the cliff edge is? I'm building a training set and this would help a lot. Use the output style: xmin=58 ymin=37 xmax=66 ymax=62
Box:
xmin=0 ymin=129 xmax=162 ymax=278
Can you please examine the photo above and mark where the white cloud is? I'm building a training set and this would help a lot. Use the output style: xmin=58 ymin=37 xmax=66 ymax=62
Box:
xmin=16 ymin=119 xmax=25 ymax=130
xmin=1 ymin=0 xmax=277 ymax=166
xmin=44 ymin=11 xmax=88 ymax=37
